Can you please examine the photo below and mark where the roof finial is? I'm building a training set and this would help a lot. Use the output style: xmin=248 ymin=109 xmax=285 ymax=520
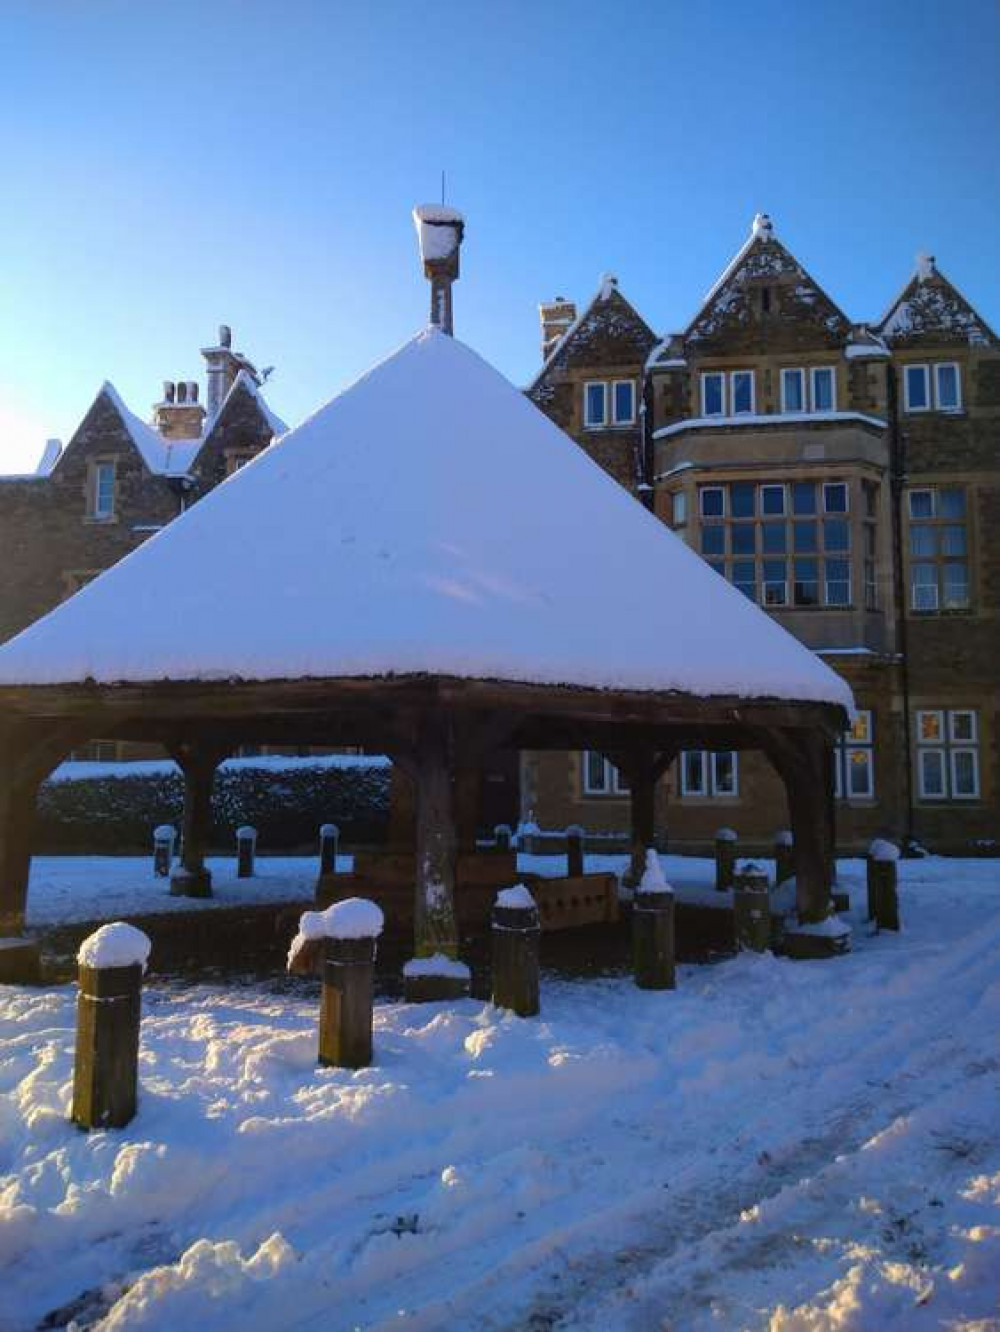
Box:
xmin=412 ymin=203 xmax=465 ymax=336
xmin=751 ymin=212 xmax=774 ymax=240
xmin=916 ymin=251 xmax=936 ymax=281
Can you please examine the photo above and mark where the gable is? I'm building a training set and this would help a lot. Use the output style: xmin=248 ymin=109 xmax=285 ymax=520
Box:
xmin=685 ymin=217 xmax=851 ymax=354
xmin=531 ymin=280 xmax=657 ymax=392
xmin=877 ymin=262 xmax=996 ymax=348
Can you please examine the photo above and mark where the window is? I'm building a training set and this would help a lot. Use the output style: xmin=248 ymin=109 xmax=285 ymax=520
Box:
xmin=680 ymin=751 xmax=739 ymax=798
xmin=781 ymin=368 xmax=804 ymax=413
xmin=834 ymin=711 xmax=874 ymax=800
xmin=700 ymin=486 xmax=725 ymax=518
xmin=69 ymin=740 xmax=119 ymax=762
xmin=612 ymin=380 xmax=635 ymax=424
xmin=823 ymin=482 xmax=848 ymax=513
xmin=93 ymin=462 xmax=115 ymax=519
xmin=935 ymin=362 xmax=961 ymax=411
xmin=225 ymin=451 xmax=255 ymax=476
xmin=904 ymin=365 xmax=930 ymax=412
xmin=811 ymin=367 xmax=836 ymax=412
xmin=671 ymin=491 xmax=687 ymax=527
xmin=582 ymin=752 xmax=628 ymax=795
xmin=701 ymin=372 xmax=725 ymax=417
xmin=907 ymin=487 xmax=969 ymax=612
xmin=730 ymin=371 xmax=754 ymax=415
xmin=584 ymin=382 xmax=607 ymax=427
xmin=915 ymin=710 xmax=980 ymax=800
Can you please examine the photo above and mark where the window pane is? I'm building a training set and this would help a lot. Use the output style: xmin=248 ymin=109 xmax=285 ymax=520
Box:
xmin=917 ymin=711 xmax=944 ymax=743
xmin=847 ymin=749 xmax=873 ymax=797
xmin=794 ymin=559 xmax=819 ymax=606
xmin=611 ymin=763 xmax=629 ymax=794
xmin=825 ymin=558 xmax=851 ymax=605
xmin=823 ymin=482 xmax=848 ymax=513
xmin=672 ymin=492 xmax=687 ymax=526
xmin=731 ymin=371 xmax=753 ymax=414
xmin=952 ymin=750 xmax=978 ymax=798
xmin=936 ymin=364 xmax=959 ymax=410
xmin=813 ymin=368 xmax=835 ymax=412
xmin=731 ymin=524 xmax=756 ymax=556
xmin=910 ymin=526 xmax=937 ymax=557
xmin=792 ymin=482 xmax=816 ymax=515
xmin=850 ymin=711 xmax=872 ymax=744
xmin=941 ymin=525 xmax=966 ymax=557
xmin=762 ymin=522 xmax=787 ymax=554
xmin=763 ymin=560 xmax=787 ymax=606
xmin=943 ymin=563 xmax=969 ymax=608
xmin=909 ymin=490 xmax=935 ymax=519
xmin=793 ymin=521 xmax=818 ymax=553
xmin=920 ymin=749 xmax=945 ymax=797
xmin=732 ymin=560 xmax=756 ymax=600
xmin=713 ymin=751 xmax=737 ymax=796
xmin=731 ymin=482 xmax=755 ymax=518
xmin=708 ymin=561 xmax=726 ymax=577
xmin=939 ymin=488 xmax=966 ymax=518
xmin=906 ymin=365 xmax=929 ymax=409
xmin=614 ymin=381 xmax=634 ymax=423
xmin=782 ymin=369 xmax=804 ymax=412
xmin=912 ymin=563 xmax=938 ymax=610
xmin=702 ymin=525 xmax=725 ymax=556
xmin=950 ymin=711 xmax=976 ymax=743
xmin=701 ymin=487 xmax=725 ymax=517
xmin=824 ymin=519 xmax=850 ymax=552
xmin=585 ymin=751 xmax=606 ymax=792
xmin=703 ymin=374 xmax=724 ymax=415
xmin=585 ymin=383 xmax=605 ymax=425
xmin=761 ymin=484 xmax=785 ymax=515
xmin=682 ymin=751 xmax=706 ymax=795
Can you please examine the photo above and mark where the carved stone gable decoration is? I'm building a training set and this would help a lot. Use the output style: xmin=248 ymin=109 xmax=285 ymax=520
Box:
xmin=537 ymin=279 xmax=657 ymax=377
xmin=877 ymin=258 xmax=996 ymax=348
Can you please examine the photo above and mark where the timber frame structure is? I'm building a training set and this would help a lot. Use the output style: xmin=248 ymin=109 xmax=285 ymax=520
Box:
xmin=0 ymin=672 xmax=846 ymax=980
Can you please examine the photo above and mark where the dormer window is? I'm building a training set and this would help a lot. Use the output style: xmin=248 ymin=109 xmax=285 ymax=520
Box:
xmin=91 ymin=461 xmax=116 ymax=520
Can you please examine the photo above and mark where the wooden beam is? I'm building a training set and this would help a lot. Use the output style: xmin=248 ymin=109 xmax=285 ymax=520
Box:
xmin=413 ymin=710 xmax=459 ymax=959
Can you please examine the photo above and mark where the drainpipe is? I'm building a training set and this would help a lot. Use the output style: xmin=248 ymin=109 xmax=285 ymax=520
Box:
xmin=638 ymin=364 xmax=656 ymax=512
xmin=887 ymin=366 xmax=915 ymax=849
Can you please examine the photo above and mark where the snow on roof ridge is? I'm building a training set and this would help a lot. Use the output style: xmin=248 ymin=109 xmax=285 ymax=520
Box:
xmin=0 ymin=325 xmax=853 ymax=712
xmin=227 ymin=367 xmax=289 ymax=437
xmin=98 ymin=381 xmax=178 ymax=476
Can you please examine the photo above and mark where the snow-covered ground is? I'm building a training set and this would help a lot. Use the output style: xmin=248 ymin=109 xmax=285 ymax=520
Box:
xmin=2 ymin=858 xmax=999 ymax=1330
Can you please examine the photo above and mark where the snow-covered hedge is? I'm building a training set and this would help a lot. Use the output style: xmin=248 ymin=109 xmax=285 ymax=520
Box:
xmin=35 ymin=756 xmax=390 ymax=853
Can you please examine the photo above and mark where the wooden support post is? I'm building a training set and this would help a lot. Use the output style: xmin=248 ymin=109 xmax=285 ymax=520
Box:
xmin=236 ymin=825 xmax=256 ymax=878
xmin=773 ymin=830 xmax=794 ymax=886
xmin=566 ymin=825 xmax=584 ymax=878
xmin=491 ymin=888 xmax=540 ymax=1017
xmin=715 ymin=828 xmax=738 ymax=891
xmin=626 ymin=766 xmax=655 ymax=890
xmin=319 ymin=935 xmax=376 ymax=1069
xmin=169 ymin=746 xmax=225 ymax=898
xmin=413 ymin=711 xmax=459 ymax=960
xmin=319 ymin=823 xmax=339 ymax=874
xmin=153 ymin=825 xmax=175 ymax=878
xmin=494 ymin=823 xmax=512 ymax=852
xmin=71 ymin=923 xmax=149 ymax=1130
xmin=454 ymin=744 xmax=480 ymax=855
xmin=388 ymin=766 xmax=417 ymax=851
xmin=0 ymin=764 xmax=43 ymax=983
xmin=734 ymin=863 xmax=771 ymax=953
xmin=766 ymin=729 xmax=836 ymax=925
xmin=633 ymin=877 xmax=675 ymax=990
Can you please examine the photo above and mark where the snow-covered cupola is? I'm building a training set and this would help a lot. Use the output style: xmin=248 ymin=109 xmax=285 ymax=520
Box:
xmin=412 ymin=205 xmax=465 ymax=336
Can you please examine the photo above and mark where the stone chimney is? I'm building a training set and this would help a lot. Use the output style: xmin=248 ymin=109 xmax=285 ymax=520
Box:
xmin=412 ymin=205 xmax=465 ymax=335
xmin=201 ymin=324 xmax=261 ymax=418
xmin=153 ymin=379 xmax=206 ymax=439
xmin=539 ymin=297 xmax=577 ymax=360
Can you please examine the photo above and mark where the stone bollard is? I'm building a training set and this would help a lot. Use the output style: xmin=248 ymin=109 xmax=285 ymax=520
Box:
xmin=773 ymin=829 xmax=794 ymax=885
xmin=632 ymin=849 xmax=675 ymax=991
xmin=868 ymin=838 xmax=901 ymax=932
xmin=566 ymin=824 xmax=584 ymax=878
xmin=71 ymin=923 xmax=150 ymax=1131
xmin=236 ymin=825 xmax=256 ymax=878
xmin=491 ymin=884 xmax=540 ymax=1017
xmin=734 ymin=861 xmax=771 ymax=953
xmin=152 ymin=825 xmax=175 ymax=878
xmin=494 ymin=823 xmax=512 ymax=852
xmin=319 ymin=823 xmax=340 ymax=876
xmin=715 ymin=827 xmax=738 ymax=891
xmin=288 ymin=898 xmax=384 ymax=1069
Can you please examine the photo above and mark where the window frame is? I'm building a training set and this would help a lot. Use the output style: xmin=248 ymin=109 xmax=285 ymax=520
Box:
xmin=611 ymin=379 xmax=636 ymax=425
xmin=701 ymin=371 xmax=726 ymax=417
xmin=907 ymin=485 xmax=971 ymax=614
xmin=729 ymin=369 xmax=755 ymax=416
xmin=780 ymin=368 xmax=805 ymax=414
xmin=915 ymin=708 xmax=980 ymax=801
xmin=581 ymin=751 xmax=628 ymax=796
xmin=834 ymin=710 xmax=875 ymax=801
xmin=679 ymin=750 xmax=739 ymax=798
xmin=810 ymin=366 xmax=837 ymax=413
xmin=904 ymin=364 xmax=931 ymax=413
xmin=934 ymin=362 xmax=962 ymax=412
xmin=583 ymin=381 xmax=608 ymax=429
xmin=92 ymin=460 xmax=116 ymax=520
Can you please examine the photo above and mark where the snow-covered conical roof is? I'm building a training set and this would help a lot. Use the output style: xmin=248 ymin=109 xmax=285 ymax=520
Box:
xmin=0 ymin=328 xmax=852 ymax=708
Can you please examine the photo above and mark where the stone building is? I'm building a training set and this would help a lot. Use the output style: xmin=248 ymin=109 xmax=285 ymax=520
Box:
xmin=0 ymin=326 xmax=285 ymax=757
xmin=525 ymin=214 xmax=1000 ymax=853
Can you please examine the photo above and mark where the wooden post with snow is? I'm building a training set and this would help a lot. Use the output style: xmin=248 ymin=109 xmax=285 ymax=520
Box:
xmin=71 ymin=923 xmax=150 ymax=1131
xmin=733 ymin=862 xmax=771 ymax=953
xmin=319 ymin=823 xmax=339 ymax=876
xmin=491 ymin=885 xmax=540 ymax=1017
xmin=868 ymin=839 xmax=900 ymax=932
xmin=566 ymin=825 xmax=584 ymax=878
xmin=236 ymin=825 xmax=256 ymax=879
xmin=288 ymin=898 xmax=383 ymax=1069
xmin=152 ymin=825 xmax=175 ymax=878
xmin=714 ymin=828 xmax=737 ymax=891
xmin=632 ymin=850 xmax=675 ymax=990
xmin=494 ymin=824 xmax=512 ymax=852
xmin=773 ymin=830 xmax=794 ymax=886
xmin=413 ymin=710 xmax=460 ymax=965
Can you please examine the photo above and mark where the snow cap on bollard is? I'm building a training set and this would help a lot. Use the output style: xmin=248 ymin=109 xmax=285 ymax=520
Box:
xmin=773 ymin=829 xmax=793 ymax=847
xmin=287 ymin=897 xmax=384 ymax=972
xmin=638 ymin=849 xmax=673 ymax=896
xmin=153 ymin=825 xmax=175 ymax=843
xmin=78 ymin=922 xmax=152 ymax=972
xmin=496 ymin=883 xmax=537 ymax=910
xmin=869 ymin=837 xmax=901 ymax=862
xmin=236 ymin=825 xmax=257 ymax=842
xmin=320 ymin=823 xmax=339 ymax=838
xmin=715 ymin=827 xmax=738 ymax=842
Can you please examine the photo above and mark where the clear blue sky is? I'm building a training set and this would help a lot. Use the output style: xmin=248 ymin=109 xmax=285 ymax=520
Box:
xmin=1 ymin=0 xmax=997 ymax=472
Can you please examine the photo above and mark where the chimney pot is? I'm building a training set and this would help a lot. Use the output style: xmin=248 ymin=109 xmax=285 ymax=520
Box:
xmin=163 ymin=380 xmax=175 ymax=403
xmin=188 ymin=381 xmax=199 ymax=402
xmin=176 ymin=382 xmax=188 ymax=403
xmin=219 ymin=324 xmax=232 ymax=348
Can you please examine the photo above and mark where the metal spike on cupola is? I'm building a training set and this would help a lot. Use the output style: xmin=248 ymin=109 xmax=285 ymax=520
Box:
xmin=412 ymin=203 xmax=465 ymax=336
xmin=752 ymin=212 xmax=774 ymax=240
